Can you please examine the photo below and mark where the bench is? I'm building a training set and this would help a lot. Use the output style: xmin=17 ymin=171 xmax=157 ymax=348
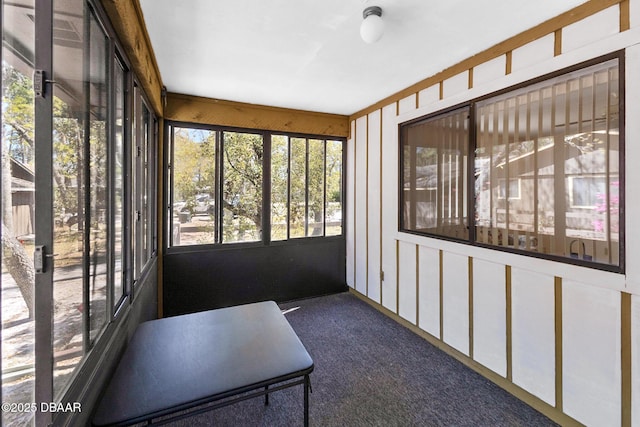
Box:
xmin=92 ymin=301 xmax=313 ymax=426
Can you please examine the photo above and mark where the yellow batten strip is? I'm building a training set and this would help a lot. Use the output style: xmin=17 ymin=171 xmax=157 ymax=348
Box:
xmin=396 ymin=240 xmax=400 ymax=314
xmin=468 ymin=257 xmax=474 ymax=359
xmin=353 ymin=121 xmax=357 ymax=288
xmin=365 ymin=115 xmax=369 ymax=297
xmin=505 ymin=266 xmax=512 ymax=381
xmin=621 ymin=292 xmax=631 ymax=427
xmin=439 ymin=250 xmax=444 ymax=340
xmin=379 ymin=109 xmax=383 ymax=304
xmin=620 ymin=0 xmax=630 ymax=31
xmin=415 ymin=245 xmax=420 ymax=326
xmin=554 ymin=29 xmax=563 ymax=57
xmin=554 ymin=277 xmax=563 ymax=412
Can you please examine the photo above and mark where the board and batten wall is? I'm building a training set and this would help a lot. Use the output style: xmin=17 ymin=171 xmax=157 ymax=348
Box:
xmin=346 ymin=1 xmax=640 ymax=426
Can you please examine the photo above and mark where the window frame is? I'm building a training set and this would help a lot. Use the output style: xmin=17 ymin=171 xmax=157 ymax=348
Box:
xmin=132 ymin=80 xmax=158 ymax=289
xmin=497 ymin=178 xmax=522 ymax=200
xmin=399 ymin=105 xmax=471 ymax=241
xmin=111 ymin=49 xmax=130 ymax=315
xmin=1 ymin=0 xmax=160 ymax=420
xmin=164 ymin=120 xmax=346 ymax=252
xmin=271 ymin=134 xmax=344 ymax=241
xmin=398 ymin=51 xmax=625 ymax=273
xmin=568 ymin=175 xmax=607 ymax=209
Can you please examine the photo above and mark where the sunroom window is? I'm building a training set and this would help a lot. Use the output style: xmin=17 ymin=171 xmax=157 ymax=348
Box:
xmin=400 ymin=107 xmax=469 ymax=240
xmin=400 ymin=54 xmax=623 ymax=271
xmin=475 ymin=57 xmax=620 ymax=267
xmin=167 ymin=124 xmax=344 ymax=248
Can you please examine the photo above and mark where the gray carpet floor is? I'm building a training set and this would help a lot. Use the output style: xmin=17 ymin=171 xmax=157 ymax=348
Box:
xmin=167 ymin=291 xmax=558 ymax=427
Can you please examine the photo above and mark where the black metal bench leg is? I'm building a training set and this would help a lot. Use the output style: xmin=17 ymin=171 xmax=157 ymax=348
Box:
xmin=265 ymin=385 xmax=269 ymax=405
xmin=304 ymin=375 xmax=310 ymax=427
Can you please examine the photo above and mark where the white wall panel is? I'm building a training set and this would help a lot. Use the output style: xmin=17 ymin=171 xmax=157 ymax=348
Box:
xmin=398 ymin=241 xmax=417 ymax=324
xmin=367 ymin=110 xmax=382 ymax=303
xmin=472 ymin=55 xmax=505 ymax=88
xmin=418 ymin=246 xmax=440 ymax=336
xmin=511 ymin=268 xmax=556 ymax=405
xmin=624 ymin=43 xmax=640 ymax=294
xmin=562 ymin=6 xmax=619 ymax=53
xmin=443 ymin=71 xmax=468 ymax=100
xmin=633 ymin=295 xmax=640 ymax=427
xmin=380 ymin=104 xmax=398 ymax=312
xmin=418 ymin=85 xmax=439 ymax=109
xmin=354 ymin=9 xmax=640 ymax=426
xmin=632 ymin=0 xmax=640 ymax=29
xmin=563 ymin=280 xmax=621 ymax=427
xmin=511 ymin=33 xmax=555 ymax=73
xmin=442 ymin=252 xmax=469 ymax=355
xmin=472 ymin=259 xmax=506 ymax=377
xmin=354 ymin=116 xmax=368 ymax=295
xmin=346 ymin=121 xmax=355 ymax=289
xmin=398 ymin=94 xmax=416 ymax=115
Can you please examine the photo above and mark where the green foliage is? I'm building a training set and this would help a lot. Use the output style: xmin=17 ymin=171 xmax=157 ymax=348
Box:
xmin=2 ymin=63 xmax=111 ymax=220
xmin=2 ymin=65 xmax=35 ymax=165
xmin=173 ymin=128 xmax=216 ymax=205
xmin=271 ymin=137 xmax=342 ymax=238
xmin=223 ymin=131 xmax=263 ymax=242
xmin=171 ymin=127 xmax=343 ymax=242
xmin=51 ymin=93 xmax=86 ymax=218
xmin=270 ymin=135 xmax=288 ymax=238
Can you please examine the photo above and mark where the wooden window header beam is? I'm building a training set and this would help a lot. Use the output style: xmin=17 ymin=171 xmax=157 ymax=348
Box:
xmin=165 ymin=93 xmax=350 ymax=138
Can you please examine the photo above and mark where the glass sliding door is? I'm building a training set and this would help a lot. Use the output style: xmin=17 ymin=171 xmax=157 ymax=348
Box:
xmin=48 ymin=0 xmax=112 ymax=398
xmin=85 ymin=4 xmax=109 ymax=347
xmin=50 ymin=0 xmax=87 ymax=398
xmin=113 ymin=57 xmax=126 ymax=310
xmin=2 ymin=1 xmax=157 ymax=424
xmin=2 ymin=0 xmax=36 ymax=425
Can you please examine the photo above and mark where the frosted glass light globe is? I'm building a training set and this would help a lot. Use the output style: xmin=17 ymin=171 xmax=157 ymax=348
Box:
xmin=360 ymin=13 xmax=384 ymax=43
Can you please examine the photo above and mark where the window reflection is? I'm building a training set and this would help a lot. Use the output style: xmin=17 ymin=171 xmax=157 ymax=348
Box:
xmin=2 ymin=0 xmax=36 ymax=424
xmin=401 ymin=108 xmax=470 ymax=240
xmin=52 ymin=0 xmax=88 ymax=398
xmin=400 ymin=57 xmax=621 ymax=269
xmin=475 ymin=59 xmax=620 ymax=265
xmin=222 ymin=131 xmax=263 ymax=243
xmin=171 ymin=127 xmax=217 ymax=246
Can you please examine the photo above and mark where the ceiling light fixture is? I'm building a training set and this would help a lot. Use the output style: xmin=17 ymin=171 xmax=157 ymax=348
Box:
xmin=360 ymin=6 xmax=384 ymax=44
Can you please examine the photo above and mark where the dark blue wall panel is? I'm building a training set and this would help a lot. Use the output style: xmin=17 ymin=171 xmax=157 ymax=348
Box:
xmin=163 ymin=238 xmax=347 ymax=316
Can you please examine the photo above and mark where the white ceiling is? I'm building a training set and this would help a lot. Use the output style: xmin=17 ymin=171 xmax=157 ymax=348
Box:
xmin=139 ymin=0 xmax=588 ymax=116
